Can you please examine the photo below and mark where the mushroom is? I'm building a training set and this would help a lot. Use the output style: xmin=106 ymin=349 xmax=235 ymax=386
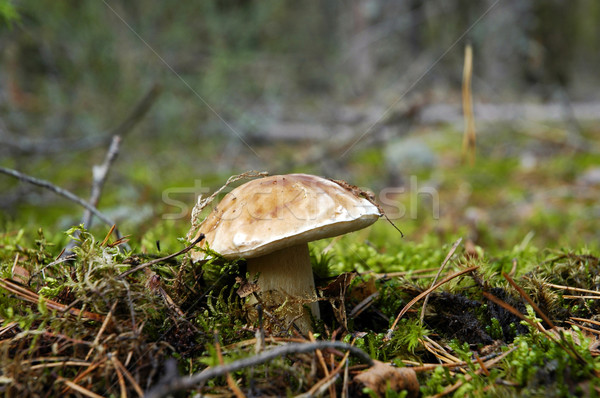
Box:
xmin=189 ymin=174 xmax=381 ymax=334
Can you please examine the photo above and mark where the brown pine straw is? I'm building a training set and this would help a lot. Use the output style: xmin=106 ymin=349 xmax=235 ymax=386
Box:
xmin=304 ymin=349 xmax=351 ymax=397
xmin=111 ymin=354 xmax=144 ymax=397
xmin=308 ymin=331 xmax=333 ymax=398
xmin=539 ymin=281 xmax=600 ymax=296
xmin=0 ymin=278 xmax=105 ymax=322
xmin=407 ymin=347 xmax=513 ymax=372
xmin=215 ymin=332 xmax=246 ymax=398
xmin=29 ymin=360 xmax=92 ymax=370
xmin=59 ymin=378 xmax=105 ymax=398
xmin=85 ymin=301 xmax=118 ymax=361
xmin=482 ymin=291 xmax=592 ymax=369
xmin=111 ymin=356 xmax=127 ymax=398
xmin=420 ymin=336 xmax=461 ymax=364
xmin=570 ymin=317 xmax=600 ymax=327
xmin=61 ymin=358 xmax=108 ymax=394
xmin=566 ymin=321 xmax=600 ymax=336
xmin=502 ymin=271 xmax=555 ymax=329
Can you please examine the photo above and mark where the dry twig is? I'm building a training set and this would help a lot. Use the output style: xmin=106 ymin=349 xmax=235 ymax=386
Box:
xmin=0 ymin=166 xmax=118 ymax=230
xmin=145 ymin=341 xmax=373 ymax=398
xmin=118 ymin=233 xmax=204 ymax=278
xmin=82 ymin=135 xmax=122 ymax=229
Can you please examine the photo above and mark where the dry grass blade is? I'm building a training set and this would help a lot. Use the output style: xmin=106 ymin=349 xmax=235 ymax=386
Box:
xmin=542 ymin=282 xmax=600 ymax=296
xmin=482 ymin=291 xmax=549 ymax=336
xmin=118 ymin=233 xmax=204 ymax=278
xmin=482 ymin=291 xmax=588 ymax=366
xmin=421 ymin=336 xmax=461 ymax=364
xmin=431 ymin=346 xmax=518 ymax=398
xmin=474 ymin=353 xmax=490 ymax=376
xmin=387 ymin=265 xmax=479 ymax=338
xmin=566 ymin=321 xmax=600 ymax=335
xmin=420 ymin=238 xmax=462 ymax=323
xmin=62 ymin=359 xmax=108 ymax=394
xmin=59 ymin=378 xmax=106 ymax=398
xmin=308 ymin=332 xmax=332 ymax=397
xmin=29 ymin=360 xmax=92 ymax=370
xmin=111 ymin=356 xmax=127 ymax=398
xmin=101 ymin=224 xmax=117 ymax=247
xmin=86 ymin=301 xmax=117 ymax=361
xmin=461 ymin=43 xmax=476 ymax=166
xmin=111 ymin=356 xmax=144 ymax=398
xmin=0 ymin=322 xmax=18 ymax=338
xmin=570 ymin=317 xmax=600 ymax=327
xmin=502 ymin=271 xmax=555 ymax=329
xmin=301 ymin=350 xmax=350 ymax=397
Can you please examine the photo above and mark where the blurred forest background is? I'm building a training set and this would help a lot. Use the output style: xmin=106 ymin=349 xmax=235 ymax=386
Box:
xmin=1 ymin=0 xmax=599 ymax=253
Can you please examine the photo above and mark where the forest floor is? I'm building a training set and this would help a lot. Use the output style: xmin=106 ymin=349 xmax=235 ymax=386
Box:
xmin=1 ymin=120 xmax=599 ymax=397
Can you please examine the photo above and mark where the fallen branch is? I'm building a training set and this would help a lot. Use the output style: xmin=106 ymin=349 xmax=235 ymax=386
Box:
xmin=0 ymin=166 xmax=120 ymax=234
xmin=145 ymin=341 xmax=373 ymax=398
xmin=82 ymin=135 xmax=121 ymax=228
xmin=63 ymin=136 xmax=125 ymax=255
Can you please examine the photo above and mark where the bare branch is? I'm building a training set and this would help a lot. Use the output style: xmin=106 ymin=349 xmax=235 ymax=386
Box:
xmin=62 ymin=135 xmax=125 ymax=255
xmin=145 ymin=341 xmax=373 ymax=398
xmin=82 ymin=135 xmax=121 ymax=228
xmin=0 ymin=166 xmax=118 ymax=231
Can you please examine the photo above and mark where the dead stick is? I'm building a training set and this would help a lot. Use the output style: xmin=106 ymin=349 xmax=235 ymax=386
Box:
xmin=64 ymin=136 xmax=125 ymax=255
xmin=82 ymin=136 xmax=121 ymax=228
xmin=0 ymin=166 xmax=119 ymax=232
xmin=145 ymin=341 xmax=373 ymax=398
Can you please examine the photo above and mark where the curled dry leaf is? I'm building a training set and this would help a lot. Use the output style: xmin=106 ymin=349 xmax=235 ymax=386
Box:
xmin=354 ymin=360 xmax=419 ymax=398
xmin=235 ymin=276 xmax=260 ymax=298
xmin=318 ymin=272 xmax=355 ymax=297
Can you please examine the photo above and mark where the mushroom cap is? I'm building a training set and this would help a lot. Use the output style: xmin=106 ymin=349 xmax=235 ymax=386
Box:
xmin=190 ymin=174 xmax=381 ymax=261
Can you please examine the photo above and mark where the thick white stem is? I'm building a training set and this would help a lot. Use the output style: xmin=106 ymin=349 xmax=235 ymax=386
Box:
xmin=247 ymin=243 xmax=320 ymax=334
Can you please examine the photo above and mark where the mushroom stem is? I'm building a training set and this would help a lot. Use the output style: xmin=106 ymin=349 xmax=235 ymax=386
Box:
xmin=247 ymin=243 xmax=320 ymax=334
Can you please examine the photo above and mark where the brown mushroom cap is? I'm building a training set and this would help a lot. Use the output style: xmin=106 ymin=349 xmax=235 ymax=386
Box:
xmin=190 ymin=174 xmax=381 ymax=261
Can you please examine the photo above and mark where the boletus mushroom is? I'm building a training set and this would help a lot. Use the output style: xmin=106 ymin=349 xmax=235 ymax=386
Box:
xmin=189 ymin=174 xmax=381 ymax=334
